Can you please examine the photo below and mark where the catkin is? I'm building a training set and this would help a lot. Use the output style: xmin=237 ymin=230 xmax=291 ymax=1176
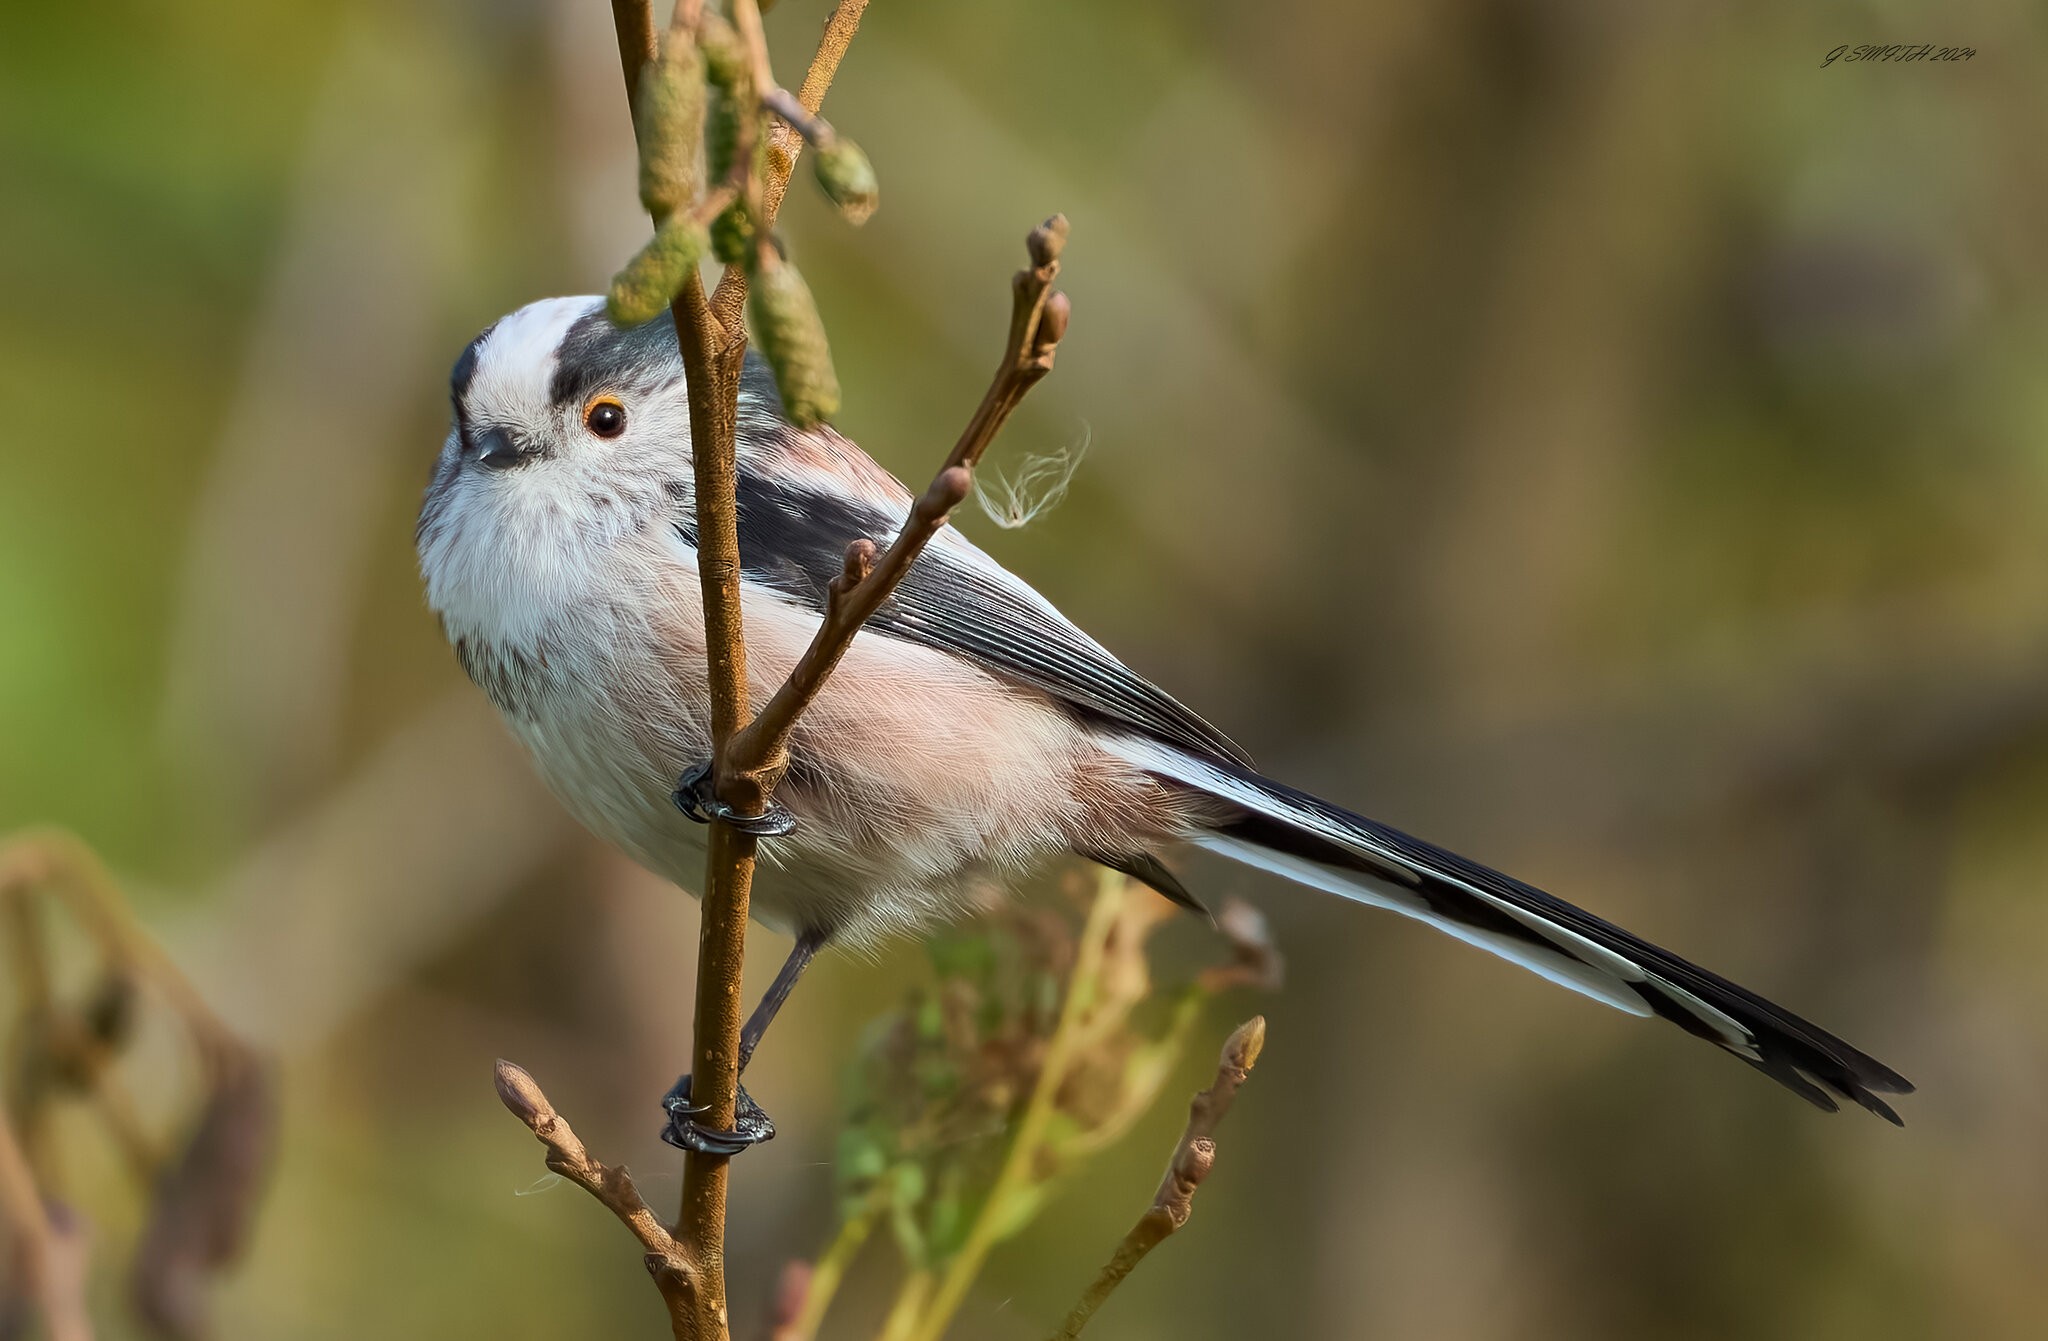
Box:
xmin=813 ymin=138 xmax=879 ymax=225
xmin=635 ymin=37 xmax=705 ymax=217
xmin=711 ymin=202 xmax=756 ymax=266
xmin=749 ymin=253 xmax=840 ymax=426
xmin=607 ymin=219 xmax=709 ymax=327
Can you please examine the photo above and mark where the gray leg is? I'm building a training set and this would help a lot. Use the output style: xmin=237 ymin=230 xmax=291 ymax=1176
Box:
xmin=660 ymin=929 xmax=827 ymax=1155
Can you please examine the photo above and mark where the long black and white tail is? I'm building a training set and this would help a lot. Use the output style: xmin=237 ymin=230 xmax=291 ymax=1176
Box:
xmin=1111 ymin=740 xmax=1913 ymax=1122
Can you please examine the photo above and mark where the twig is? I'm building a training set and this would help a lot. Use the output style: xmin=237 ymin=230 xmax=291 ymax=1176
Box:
xmin=595 ymin=10 xmax=1062 ymax=1339
xmin=0 ymin=1103 xmax=93 ymax=1341
xmin=0 ymin=830 xmax=239 ymax=1060
xmin=722 ymin=216 xmax=1072 ymax=798
xmin=760 ymin=87 xmax=833 ymax=147
xmin=2 ymin=828 xmax=274 ymax=1337
xmin=610 ymin=7 xmax=759 ymax=1334
xmin=877 ymin=1270 xmax=935 ymax=1341
xmin=1047 ymin=1017 xmax=1267 ymax=1340
xmin=4 ymin=881 xmax=62 ymax=1180
xmin=494 ymin=1061 xmax=703 ymax=1333
xmin=708 ymin=0 xmax=872 ymax=333
xmin=601 ymin=7 xmax=880 ymax=1337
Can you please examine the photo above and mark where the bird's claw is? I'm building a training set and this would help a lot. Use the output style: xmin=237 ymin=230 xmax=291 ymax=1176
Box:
xmin=659 ymin=1074 xmax=777 ymax=1156
xmin=671 ymin=761 xmax=798 ymax=838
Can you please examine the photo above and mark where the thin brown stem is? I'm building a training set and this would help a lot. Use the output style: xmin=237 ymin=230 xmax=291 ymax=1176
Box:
xmin=90 ymin=1070 xmax=164 ymax=1187
xmin=793 ymin=0 xmax=871 ymax=113
xmin=609 ymin=0 xmax=659 ymax=109
xmin=494 ymin=1061 xmax=704 ymax=1335
xmin=0 ymin=831 xmax=237 ymax=1059
xmin=1048 ymin=1017 xmax=1267 ymax=1341
xmin=760 ymin=87 xmax=834 ymax=147
xmin=4 ymin=883 xmax=61 ymax=1178
xmin=708 ymin=0 xmax=872 ymax=332
xmin=604 ymin=6 xmax=872 ymax=1337
xmin=723 ymin=216 xmax=1071 ymax=796
xmin=608 ymin=5 xmax=761 ymax=1338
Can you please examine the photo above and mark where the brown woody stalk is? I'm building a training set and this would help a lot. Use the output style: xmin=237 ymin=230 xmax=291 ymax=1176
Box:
xmin=564 ymin=6 xmax=1064 ymax=1338
xmin=1048 ymin=1017 xmax=1267 ymax=1340
xmin=723 ymin=216 xmax=1071 ymax=797
xmin=494 ymin=1061 xmax=700 ymax=1332
xmin=611 ymin=7 xmax=757 ymax=1338
xmin=601 ymin=2 xmax=871 ymax=1337
xmin=707 ymin=0 xmax=872 ymax=334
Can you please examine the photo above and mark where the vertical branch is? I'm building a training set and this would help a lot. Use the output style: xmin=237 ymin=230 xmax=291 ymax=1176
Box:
xmin=604 ymin=5 xmax=871 ymax=1337
xmin=608 ymin=0 xmax=659 ymax=102
xmin=606 ymin=9 xmax=751 ymax=1337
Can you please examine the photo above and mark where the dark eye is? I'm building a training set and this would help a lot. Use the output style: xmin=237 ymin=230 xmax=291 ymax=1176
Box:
xmin=584 ymin=397 xmax=626 ymax=438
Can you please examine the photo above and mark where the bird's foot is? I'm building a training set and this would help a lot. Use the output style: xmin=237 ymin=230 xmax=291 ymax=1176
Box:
xmin=670 ymin=761 xmax=798 ymax=838
xmin=659 ymin=1074 xmax=776 ymax=1156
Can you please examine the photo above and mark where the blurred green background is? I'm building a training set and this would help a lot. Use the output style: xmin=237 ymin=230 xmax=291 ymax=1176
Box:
xmin=4 ymin=0 xmax=2046 ymax=1336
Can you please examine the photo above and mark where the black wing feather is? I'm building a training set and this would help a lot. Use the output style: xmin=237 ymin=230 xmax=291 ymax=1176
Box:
xmin=717 ymin=469 xmax=1252 ymax=767
xmin=707 ymin=434 xmax=1910 ymax=1122
xmin=1214 ymin=768 xmax=1914 ymax=1122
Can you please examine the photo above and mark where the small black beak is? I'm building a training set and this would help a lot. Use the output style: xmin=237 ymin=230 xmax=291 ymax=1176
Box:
xmin=466 ymin=424 xmax=533 ymax=471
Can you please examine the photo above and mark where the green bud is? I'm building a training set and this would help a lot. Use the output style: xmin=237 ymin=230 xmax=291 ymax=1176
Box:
xmin=710 ymin=202 xmax=756 ymax=265
xmin=606 ymin=218 xmax=709 ymax=327
xmin=813 ymin=137 xmax=879 ymax=225
xmin=634 ymin=36 xmax=705 ymax=217
xmin=749 ymin=252 xmax=840 ymax=425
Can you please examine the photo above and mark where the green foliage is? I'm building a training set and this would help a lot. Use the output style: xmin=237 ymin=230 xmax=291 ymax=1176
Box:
xmin=811 ymin=873 xmax=1279 ymax=1336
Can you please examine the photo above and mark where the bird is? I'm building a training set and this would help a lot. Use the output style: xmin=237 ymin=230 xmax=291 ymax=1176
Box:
xmin=417 ymin=294 xmax=1911 ymax=1151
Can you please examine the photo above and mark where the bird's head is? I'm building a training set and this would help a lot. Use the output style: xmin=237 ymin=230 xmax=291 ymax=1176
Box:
xmin=417 ymin=295 xmax=712 ymax=642
xmin=422 ymin=294 xmax=701 ymax=531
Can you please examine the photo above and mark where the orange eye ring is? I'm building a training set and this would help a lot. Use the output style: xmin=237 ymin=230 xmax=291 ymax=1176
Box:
xmin=583 ymin=396 xmax=627 ymax=438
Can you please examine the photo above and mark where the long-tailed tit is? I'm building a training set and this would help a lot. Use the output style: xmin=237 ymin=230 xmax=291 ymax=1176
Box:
xmin=418 ymin=296 xmax=1911 ymax=1151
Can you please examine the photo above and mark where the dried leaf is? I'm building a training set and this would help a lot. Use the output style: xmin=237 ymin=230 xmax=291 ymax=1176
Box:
xmin=131 ymin=1053 xmax=277 ymax=1340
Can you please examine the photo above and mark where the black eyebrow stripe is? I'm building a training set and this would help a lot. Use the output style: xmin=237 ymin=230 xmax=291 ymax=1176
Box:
xmin=547 ymin=307 xmax=788 ymax=411
xmin=450 ymin=320 xmax=497 ymax=401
